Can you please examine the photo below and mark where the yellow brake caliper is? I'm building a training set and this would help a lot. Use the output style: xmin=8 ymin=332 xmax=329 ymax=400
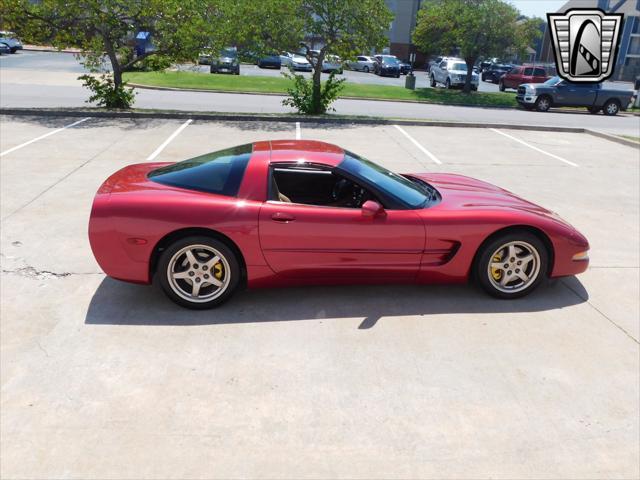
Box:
xmin=213 ymin=261 xmax=224 ymax=281
xmin=491 ymin=253 xmax=503 ymax=280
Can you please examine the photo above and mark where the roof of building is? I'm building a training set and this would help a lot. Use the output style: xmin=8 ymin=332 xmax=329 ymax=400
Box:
xmin=558 ymin=0 xmax=639 ymax=15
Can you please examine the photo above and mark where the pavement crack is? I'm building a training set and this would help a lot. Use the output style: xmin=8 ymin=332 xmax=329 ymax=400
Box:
xmin=1 ymin=266 xmax=103 ymax=279
xmin=559 ymin=278 xmax=639 ymax=345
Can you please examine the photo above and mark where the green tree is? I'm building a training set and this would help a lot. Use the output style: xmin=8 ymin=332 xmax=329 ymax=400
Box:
xmin=413 ymin=0 xmax=540 ymax=93
xmin=3 ymin=0 xmax=219 ymax=108
xmin=233 ymin=0 xmax=392 ymax=114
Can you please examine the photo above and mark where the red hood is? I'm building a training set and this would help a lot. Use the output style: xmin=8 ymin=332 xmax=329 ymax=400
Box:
xmin=410 ymin=173 xmax=556 ymax=217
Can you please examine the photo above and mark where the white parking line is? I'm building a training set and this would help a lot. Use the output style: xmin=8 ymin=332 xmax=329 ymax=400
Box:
xmin=0 ymin=117 xmax=90 ymax=157
xmin=393 ymin=125 xmax=442 ymax=165
xmin=146 ymin=119 xmax=193 ymax=161
xmin=490 ymin=128 xmax=579 ymax=167
xmin=295 ymin=122 xmax=301 ymax=140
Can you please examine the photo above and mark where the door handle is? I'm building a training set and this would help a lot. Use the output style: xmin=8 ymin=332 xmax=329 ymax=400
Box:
xmin=271 ymin=212 xmax=296 ymax=223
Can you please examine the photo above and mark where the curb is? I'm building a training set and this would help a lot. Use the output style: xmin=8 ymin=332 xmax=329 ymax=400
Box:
xmin=2 ymin=107 xmax=638 ymax=149
xmin=22 ymin=46 xmax=81 ymax=54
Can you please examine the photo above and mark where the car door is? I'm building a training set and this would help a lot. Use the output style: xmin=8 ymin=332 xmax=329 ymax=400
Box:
xmin=259 ymin=201 xmax=425 ymax=280
xmin=436 ymin=61 xmax=448 ymax=82
xmin=555 ymin=82 xmax=598 ymax=106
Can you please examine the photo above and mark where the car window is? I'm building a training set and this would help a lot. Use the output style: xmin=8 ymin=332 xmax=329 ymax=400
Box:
xmin=339 ymin=152 xmax=428 ymax=209
xmin=148 ymin=144 xmax=252 ymax=196
xmin=439 ymin=61 xmax=447 ymax=68
xmin=524 ymin=67 xmax=534 ymax=75
xmin=450 ymin=62 xmax=467 ymax=71
xmin=533 ymin=68 xmax=546 ymax=76
xmin=357 ymin=56 xmax=366 ymax=61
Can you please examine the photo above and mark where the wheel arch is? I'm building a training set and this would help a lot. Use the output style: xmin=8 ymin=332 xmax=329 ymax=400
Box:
xmin=472 ymin=225 xmax=555 ymax=277
xmin=149 ymin=227 xmax=247 ymax=285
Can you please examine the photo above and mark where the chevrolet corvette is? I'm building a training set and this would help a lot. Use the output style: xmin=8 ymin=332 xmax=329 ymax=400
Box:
xmin=89 ymin=140 xmax=589 ymax=309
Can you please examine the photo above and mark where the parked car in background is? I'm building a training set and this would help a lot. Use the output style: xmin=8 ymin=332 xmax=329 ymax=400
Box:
xmin=280 ymin=52 xmax=313 ymax=72
xmin=430 ymin=59 xmax=479 ymax=90
xmin=479 ymin=58 xmax=500 ymax=72
xmin=398 ymin=60 xmax=412 ymax=75
xmin=374 ymin=55 xmax=401 ymax=78
xmin=0 ymin=32 xmax=22 ymax=53
xmin=427 ymin=56 xmax=454 ymax=73
xmin=321 ymin=55 xmax=343 ymax=74
xmin=499 ymin=65 xmax=549 ymax=91
xmin=0 ymin=42 xmax=10 ymax=55
xmin=346 ymin=55 xmax=376 ymax=72
xmin=257 ymin=53 xmax=281 ymax=69
xmin=198 ymin=48 xmax=213 ymax=65
xmin=210 ymin=47 xmax=240 ymax=75
xmin=482 ymin=64 xmax=514 ymax=83
xmin=516 ymin=77 xmax=634 ymax=115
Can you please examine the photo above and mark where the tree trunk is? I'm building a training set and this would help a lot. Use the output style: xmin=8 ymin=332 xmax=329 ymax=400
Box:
xmin=102 ymin=36 xmax=123 ymax=90
xmin=463 ymin=57 xmax=476 ymax=94
xmin=311 ymin=49 xmax=326 ymax=114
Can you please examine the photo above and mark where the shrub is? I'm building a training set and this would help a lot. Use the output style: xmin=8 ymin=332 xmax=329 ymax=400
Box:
xmin=281 ymin=70 xmax=345 ymax=114
xmin=78 ymin=74 xmax=136 ymax=109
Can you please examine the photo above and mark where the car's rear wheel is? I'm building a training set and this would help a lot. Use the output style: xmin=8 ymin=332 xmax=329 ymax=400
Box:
xmin=445 ymin=78 xmax=451 ymax=89
xmin=603 ymin=99 xmax=620 ymax=116
xmin=430 ymin=75 xmax=436 ymax=87
xmin=157 ymin=236 xmax=240 ymax=309
xmin=499 ymin=80 xmax=505 ymax=91
xmin=474 ymin=232 xmax=548 ymax=299
xmin=535 ymin=95 xmax=551 ymax=112
xmin=363 ymin=66 xmax=369 ymax=73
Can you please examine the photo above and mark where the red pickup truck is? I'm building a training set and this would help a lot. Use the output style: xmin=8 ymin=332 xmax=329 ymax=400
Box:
xmin=499 ymin=65 xmax=550 ymax=91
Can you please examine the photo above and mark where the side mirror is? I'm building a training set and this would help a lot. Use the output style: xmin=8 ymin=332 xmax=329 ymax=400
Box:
xmin=361 ymin=200 xmax=384 ymax=218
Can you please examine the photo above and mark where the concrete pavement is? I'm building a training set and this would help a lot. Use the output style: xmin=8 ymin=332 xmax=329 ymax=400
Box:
xmin=1 ymin=116 xmax=638 ymax=478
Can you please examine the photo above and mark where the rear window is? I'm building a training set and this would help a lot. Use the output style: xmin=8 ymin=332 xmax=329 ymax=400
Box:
xmin=533 ymin=68 xmax=546 ymax=76
xmin=148 ymin=144 xmax=252 ymax=196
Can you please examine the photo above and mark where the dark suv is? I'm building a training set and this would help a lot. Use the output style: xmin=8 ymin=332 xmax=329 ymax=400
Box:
xmin=499 ymin=65 xmax=549 ymax=91
xmin=481 ymin=64 xmax=513 ymax=83
xmin=374 ymin=55 xmax=401 ymax=78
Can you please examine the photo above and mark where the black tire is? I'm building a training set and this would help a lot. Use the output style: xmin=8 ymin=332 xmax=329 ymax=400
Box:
xmin=157 ymin=236 xmax=241 ymax=309
xmin=588 ymin=106 xmax=600 ymax=114
xmin=10 ymin=47 xmax=17 ymax=54
xmin=430 ymin=75 xmax=436 ymax=87
xmin=445 ymin=78 xmax=451 ymax=89
xmin=363 ymin=66 xmax=369 ymax=73
xmin=395 ymin=73 xmax=400 ymax=78
xmin=535 ymin=95 xmax=552 ymax=112
xmin=234 ymin=68 xmax=240 ymax=75
xmin=602 ymin=99 xmax=620 ymax=116
xmin=482 ymin=73 xmax=486 ymax=81
xmin=474 ymin=230 xmax=548 ymax=299
xmin=499 ymin=80 xmax=505 ymax=92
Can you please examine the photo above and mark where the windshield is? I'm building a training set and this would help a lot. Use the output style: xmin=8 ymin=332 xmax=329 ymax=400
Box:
xmin=450 ymin=62 xmax=468 ymax=71
xmin=339 ymin=153 xmax=428 ymax=208
xmin=221 ymin=49 xmax=237 ymax=58
xmin=382 ymin=57 xmax=399 ymax=65
xmin=544 ymin=76 xmax=563 ymax=86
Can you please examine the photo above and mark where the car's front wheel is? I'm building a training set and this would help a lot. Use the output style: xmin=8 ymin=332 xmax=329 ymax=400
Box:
xmin=157 ymin=236 xmax=241 ymax=309
xmin=363 ymin=66 xmax=369 ymax=73
xmin=445 ymin=78 xmax=451 ymax=89
xmin=535 ymin=95 xmax=552 ymax=112
xmin=474 ymin=231 xmax=548 ymax=299
xmin=430 ymin=75 xmax=436 ymax=87
xmin=499 ymin=80 xmax=505 ymax=92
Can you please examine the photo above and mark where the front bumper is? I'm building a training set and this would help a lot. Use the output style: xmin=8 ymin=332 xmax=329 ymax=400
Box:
xmin=516 ymin=94 xmax=538 ymax=104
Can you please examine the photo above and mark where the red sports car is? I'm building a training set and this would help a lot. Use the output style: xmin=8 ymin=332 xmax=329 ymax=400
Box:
xmin=89 ymin=140 xmax=589 ymax=309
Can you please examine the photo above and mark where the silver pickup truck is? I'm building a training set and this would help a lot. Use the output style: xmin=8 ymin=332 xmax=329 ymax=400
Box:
xmin=516 ymin=76 xmax=635 ymax=116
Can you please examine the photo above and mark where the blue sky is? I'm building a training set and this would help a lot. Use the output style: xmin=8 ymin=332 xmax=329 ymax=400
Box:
xmin=508 ymin=0 xmax=567 ymax=18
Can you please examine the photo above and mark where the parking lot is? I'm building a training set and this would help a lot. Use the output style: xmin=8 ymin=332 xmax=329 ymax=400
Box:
xmin=1 ymin=115 xmax=638 ymax=478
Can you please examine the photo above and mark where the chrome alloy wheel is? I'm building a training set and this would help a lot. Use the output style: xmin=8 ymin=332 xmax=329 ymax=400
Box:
xmin=487 ymin=241 xmax=541 ymax=294
xmin=167 ymin=244 xmax=231 ymax=303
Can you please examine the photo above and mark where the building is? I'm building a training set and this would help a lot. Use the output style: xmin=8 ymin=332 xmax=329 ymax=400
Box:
xmin=539 ymin=0 xmax=639 ymax=81
xmin=385 ymin=0 xmax=424 ymax=64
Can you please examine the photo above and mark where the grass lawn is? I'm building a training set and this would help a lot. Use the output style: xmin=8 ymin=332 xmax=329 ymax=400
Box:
xmin=124 ymin=71 xmax=518 ymax=108
xmin=620 ymin=135 xmax=640 ymax=143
